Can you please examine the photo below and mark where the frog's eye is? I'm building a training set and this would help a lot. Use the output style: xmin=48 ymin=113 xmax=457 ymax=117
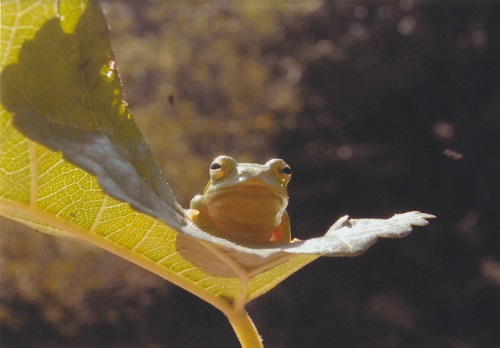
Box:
xmin=281 ymin=166 xmax=292 ymax=175
xmin=278 ymin=163 xmax=292 ymax=185
xmin=266 ymin=159 xmax=292 ymax=186
xmin=209 ymin=160 xmax=225 ymax=181
xmin=209 ymin=155 xmax=236 ymax=181
xmin=210 ymin=163 xmax=222 ymax=170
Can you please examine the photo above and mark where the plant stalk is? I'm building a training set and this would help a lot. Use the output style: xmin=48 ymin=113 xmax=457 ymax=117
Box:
xmin=225 ymin=307 xmax=263 ymax=348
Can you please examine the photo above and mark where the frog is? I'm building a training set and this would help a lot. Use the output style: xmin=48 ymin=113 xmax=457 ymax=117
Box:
xmin=187 ymin=155 xmax=292 ymax=244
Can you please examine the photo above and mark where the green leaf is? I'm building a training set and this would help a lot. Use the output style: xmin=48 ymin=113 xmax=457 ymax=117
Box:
xmin=1 ymin=0 xmax=185 ymax=226
xmin=0 ymin=0 xmax=434 ymax=318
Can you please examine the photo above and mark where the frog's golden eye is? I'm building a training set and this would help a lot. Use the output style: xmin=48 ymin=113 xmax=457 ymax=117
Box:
xmin=209 ymin=155 xmax=236 ymax=181
xmin=209 ymin=160 xmax=225 ymax=181
xmin=277 ymin=163 xmax=292 ymax=185
xmin=210 ymin=162 xmax=222 ymax=170
xmin=266 ymin=159 xmax=292 ymax=186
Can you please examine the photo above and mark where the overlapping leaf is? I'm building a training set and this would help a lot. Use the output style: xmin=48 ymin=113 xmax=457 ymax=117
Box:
xmin=0 ymin=0 xmax=434 ymax=309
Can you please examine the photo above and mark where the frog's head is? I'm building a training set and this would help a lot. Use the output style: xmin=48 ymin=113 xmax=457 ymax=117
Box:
xmin=203 ymin=155 xmax=291 ymax=199
xmin=199 ymin=155 xmax=292 ymax=242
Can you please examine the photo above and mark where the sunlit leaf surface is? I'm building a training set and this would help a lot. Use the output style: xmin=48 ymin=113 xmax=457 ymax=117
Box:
xmin=0 ymin=0 xmax=434 ymax=309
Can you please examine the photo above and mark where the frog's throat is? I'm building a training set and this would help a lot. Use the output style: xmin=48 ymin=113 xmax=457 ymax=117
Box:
xmin=203 ymin=187 xmax=288 ymax=243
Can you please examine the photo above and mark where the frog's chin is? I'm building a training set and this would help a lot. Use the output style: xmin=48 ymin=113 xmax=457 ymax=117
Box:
xmin=204 ymin=186 xmax=288 ymax=239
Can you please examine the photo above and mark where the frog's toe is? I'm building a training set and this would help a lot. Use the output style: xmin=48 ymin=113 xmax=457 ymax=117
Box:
xmin=186 ymin=208 xmax=200 ymax=221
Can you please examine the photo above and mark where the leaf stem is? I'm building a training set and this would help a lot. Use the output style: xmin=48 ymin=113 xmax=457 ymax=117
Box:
xmin=225 ymin=307 xmax=263 ymax=348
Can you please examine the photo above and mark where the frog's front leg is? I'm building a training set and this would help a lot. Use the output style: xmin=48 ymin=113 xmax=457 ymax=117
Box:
xmin=188 ymin=195 xmax=209 ymax=227
xmin=188 ymin=195 xmax=226 ymax=239
xmin=271 ymin=210 xmax=291 ymax=242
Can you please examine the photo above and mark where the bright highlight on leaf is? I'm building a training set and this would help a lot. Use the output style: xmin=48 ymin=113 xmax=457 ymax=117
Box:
xmin=0 ymin=1 xmax=434 ymax=346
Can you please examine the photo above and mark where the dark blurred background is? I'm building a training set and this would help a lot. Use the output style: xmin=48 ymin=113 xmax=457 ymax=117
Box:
xmin=1 ymin=0 xmax=499 ymax=347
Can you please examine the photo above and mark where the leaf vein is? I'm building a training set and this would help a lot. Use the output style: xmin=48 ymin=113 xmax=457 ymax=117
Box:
xmin=28 ymin=140 xmax=38 ymax=205
xmin=90 ymin=194 xmax=108 ymax=232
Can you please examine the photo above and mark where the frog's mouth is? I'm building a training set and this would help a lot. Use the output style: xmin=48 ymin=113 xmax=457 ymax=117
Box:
xmin=208 ymin=181 xmax=287 ymax=203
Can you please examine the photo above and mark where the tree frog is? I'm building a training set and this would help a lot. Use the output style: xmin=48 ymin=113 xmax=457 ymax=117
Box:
xmin=188 ymin=155 xmax=292 ymax=244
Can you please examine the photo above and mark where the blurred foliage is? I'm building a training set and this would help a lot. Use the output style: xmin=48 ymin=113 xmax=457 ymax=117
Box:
xmin=1 ymin=0 xmax=500 ymax=347
xmin=105 ymin=0 xmax=320 ymax=205
xmin=0 ymin=217 xmax=167 ymax=344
